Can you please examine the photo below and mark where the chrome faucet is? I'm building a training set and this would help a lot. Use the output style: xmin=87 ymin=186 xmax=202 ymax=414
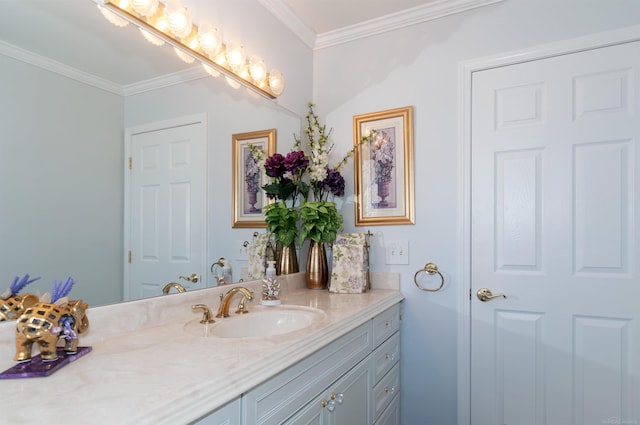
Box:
xmin=216 ymin=287 xmax=254 ymax=318
xmin=162 ymin=282 xmax=187 ymax=294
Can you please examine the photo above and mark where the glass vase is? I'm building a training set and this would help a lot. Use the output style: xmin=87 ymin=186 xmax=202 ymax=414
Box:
xmin=276 ymin=242 xmax=298 ymax=275
xmin=306 ymin=240 xmax=328 ymax=290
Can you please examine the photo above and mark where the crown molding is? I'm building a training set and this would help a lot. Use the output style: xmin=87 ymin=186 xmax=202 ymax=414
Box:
xmin=256 ymin=0 xmax=317 ymax=49
xmin=121 ymin=66 xmax=208 ymax=96
xmin=260 ymin=0 xmax=505 ymax=50
xmin=316 ymin=0 xmax=505 ymax=49
xmin=0 ymin=39 xmax=210 ymax=98
xmin=0 ymin=40 xmax=124 ymax=95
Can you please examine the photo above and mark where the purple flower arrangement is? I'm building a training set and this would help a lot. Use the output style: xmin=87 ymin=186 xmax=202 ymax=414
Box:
xmin=244 ymin=151 xmax=261 ymax=194
xmin=261 ymin=150 xmax=309 ymax=204
xmin=248 ymin=102 xmax=374 ymax=247
xmin=371 ymin=130 xmax=395 ymax=184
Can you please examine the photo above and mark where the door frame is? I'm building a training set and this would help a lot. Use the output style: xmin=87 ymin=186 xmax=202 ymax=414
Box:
xmin=123 ymin=113 xmax=208 ymax=300
xmin=456 ymin=25 xmax=640 ymax=425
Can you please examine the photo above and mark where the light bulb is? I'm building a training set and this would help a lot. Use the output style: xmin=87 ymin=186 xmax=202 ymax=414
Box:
xmin=225 ymin=41 xmax=246 ymax=74
xmin=139 ymin=27 xmax=164 ymax=46
xmin=246 ymin=88 xmax=260 ymax=99
xmin=174 ymin=47 xmax=195 ymax=64
xmin=185 ymin=34 xmax=199 ymax=50
xmin=268 ymin=69 xmax=285 ymax=96
xmin=198 ymin=24 xmax=222 ymax=57
xmin=249 ymin=56 xmax=267 ymax=85
xmin=153 ymin=15 xmax=168 ymax=32
xmin=164 ymin=0 xmax=192 ymax=39
xmin=213 ymin=48 xmax=227 ymax=67
xmin=202 ymin=63 xmax=220 ymax=78
xmin=226 ymin=76 xmax=241 ymax=89
xmin=237 ymin=64 xmax=250 ymax=81
xmin=97 ymin=5 xmax=129 ymax=27
xmin=131 ymin=0 xmax=158 ymax=17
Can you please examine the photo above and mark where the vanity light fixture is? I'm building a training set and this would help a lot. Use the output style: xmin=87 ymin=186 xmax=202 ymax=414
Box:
xmin=139 ymin=27 xmax=165 ymax=46
xmin=97 ymin=5 xmax=129 ymax=27
xmin=97 ymin=0 xmax=285 ymax=99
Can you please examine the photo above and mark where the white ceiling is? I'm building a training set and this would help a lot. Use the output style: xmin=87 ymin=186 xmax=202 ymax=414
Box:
xmin=279 ymin=0 xmax=441 ymax=34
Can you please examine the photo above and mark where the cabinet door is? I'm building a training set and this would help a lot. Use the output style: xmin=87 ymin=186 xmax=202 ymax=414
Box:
xmin=243 ymin=322 xmax=372 ymax=425
xmin=286 ymin=357 xmax=372 ymax=425
xmin=283 ymin=396 xmax=326 ymax=425
xmin=328 ymin=357 xmax=371 ymax=425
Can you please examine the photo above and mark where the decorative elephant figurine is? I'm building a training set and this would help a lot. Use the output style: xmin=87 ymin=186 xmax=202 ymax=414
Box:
xmin=14 ymin=299 xmax=89 ymax=362
xmin=0 ymin=293 xmax=39 ymax=321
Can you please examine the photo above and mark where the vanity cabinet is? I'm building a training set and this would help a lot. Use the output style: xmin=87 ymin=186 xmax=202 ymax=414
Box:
xmin=242 ymin=303 xmax=401 ymax=425
xmin=284 ymin=354 xmax=372 ymax=425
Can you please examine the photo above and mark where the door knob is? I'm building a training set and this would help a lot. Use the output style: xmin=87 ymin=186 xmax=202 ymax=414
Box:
xmin=179 ymin=273 xmax=200 ymax=284
xmin=476 ymin=288 xmax=506 ymax=302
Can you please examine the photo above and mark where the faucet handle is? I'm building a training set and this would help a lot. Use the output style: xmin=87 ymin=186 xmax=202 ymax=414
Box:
xmin=235 ymin=293 xmax=253 ymax=315
xmin=191 ymin=304 xmax=215 ymax=324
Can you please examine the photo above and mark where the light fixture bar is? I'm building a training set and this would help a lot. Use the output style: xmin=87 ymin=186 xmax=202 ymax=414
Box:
xmin=101 ymin=0 xmax=279 ymax=99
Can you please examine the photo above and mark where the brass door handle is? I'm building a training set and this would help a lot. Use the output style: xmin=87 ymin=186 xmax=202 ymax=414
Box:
xmin=179 ymin=273 xmax=200 ymax=283
xmin=477 ymin=288 xmax=506 ymax=302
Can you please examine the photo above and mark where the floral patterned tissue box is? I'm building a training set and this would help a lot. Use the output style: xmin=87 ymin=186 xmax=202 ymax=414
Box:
xmin=329 ymin=233 xmax=370 ymax=293
xmin=247 ymin=233 xmax=275 ymax=280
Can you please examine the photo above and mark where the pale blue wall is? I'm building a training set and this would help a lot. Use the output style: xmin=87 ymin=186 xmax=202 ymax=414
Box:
xmin=0 ymin=56 xmax=124 ymax=305
xmin=312 ymin=1 xmax=640 ymax=423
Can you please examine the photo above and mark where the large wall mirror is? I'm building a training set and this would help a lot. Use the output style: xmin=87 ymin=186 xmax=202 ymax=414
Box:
xmin=0 ymin=0 xmax=301 ymax=307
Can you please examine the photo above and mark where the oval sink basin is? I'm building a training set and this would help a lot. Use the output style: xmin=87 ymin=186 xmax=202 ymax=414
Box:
xmin=184 ymin=305 xmax=326 ymax=339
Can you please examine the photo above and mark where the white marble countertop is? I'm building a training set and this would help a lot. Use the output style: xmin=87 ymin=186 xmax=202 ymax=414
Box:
xmin=0 ymin=273 xmax=403 ymax=424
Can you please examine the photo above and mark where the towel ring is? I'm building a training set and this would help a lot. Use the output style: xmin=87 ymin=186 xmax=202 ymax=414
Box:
xmin=414 ymin=262 xmax=445 ymax=292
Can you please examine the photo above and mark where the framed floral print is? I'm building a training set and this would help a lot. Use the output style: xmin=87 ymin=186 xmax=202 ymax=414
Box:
xmin=353 ymin=106 xmax=415 ymax=225
xmin=232 ymin=129 xmax=276 ymax=228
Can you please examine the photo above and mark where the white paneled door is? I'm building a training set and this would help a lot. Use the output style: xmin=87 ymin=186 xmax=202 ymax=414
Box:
xmin=471 ymin=42 xmax=639 ymax=424
xmin=125 ymin=116 xmax=206 ymax=300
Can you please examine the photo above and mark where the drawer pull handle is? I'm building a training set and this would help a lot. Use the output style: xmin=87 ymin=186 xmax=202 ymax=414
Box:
xmin=384 ymin=386 xmax=397 ymax=395
xmin=322 ymin=393 xmax=344 ymax=412
xmin=385 ymin=320 xmax=389 ymax=327
xmin=385 ymin=353 xmax=396 ymax=361
xmin=385 ymin=353 xmax=389 ymax=359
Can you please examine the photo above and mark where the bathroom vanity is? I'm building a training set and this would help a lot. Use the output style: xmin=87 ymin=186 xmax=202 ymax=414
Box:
xmin=0 ymin=273 xmax=402 ymax=424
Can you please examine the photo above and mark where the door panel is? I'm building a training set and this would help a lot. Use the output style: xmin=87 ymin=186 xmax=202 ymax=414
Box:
xmin=127 ymin=119 xmax=206 ymax=300
xmin=471 ymin=41 xmax=639 ymax=424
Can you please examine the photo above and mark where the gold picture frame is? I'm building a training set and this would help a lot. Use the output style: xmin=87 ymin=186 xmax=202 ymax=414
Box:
xmin=354 ymin=106 xmax=414 ymax=226
xmin=232 ymin=129 xmax=276 ymax=228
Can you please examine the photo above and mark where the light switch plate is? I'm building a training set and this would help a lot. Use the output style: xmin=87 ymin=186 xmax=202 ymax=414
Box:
xmin=385 ymin=240 xmax=409 ymax=265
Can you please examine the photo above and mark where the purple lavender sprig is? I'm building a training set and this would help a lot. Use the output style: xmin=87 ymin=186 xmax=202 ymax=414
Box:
xmin=51 ymin=277 xmax=76 ymax=304
xmin=9 ymin=274 xmax=41 ymax=296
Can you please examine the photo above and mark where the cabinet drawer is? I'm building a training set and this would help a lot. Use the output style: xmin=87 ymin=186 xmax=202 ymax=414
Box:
xmin=372 ymin=332 xmax=400 ymax=384
xmin=373 ymin=393 xmax=400 ymax=425
xmin=372 ymin=363 xmax=400 ymax=421
xmin=372 ymin=304 xmax=400 ymax=347
xmin=242 ymin=321 xmax=372 ymax=425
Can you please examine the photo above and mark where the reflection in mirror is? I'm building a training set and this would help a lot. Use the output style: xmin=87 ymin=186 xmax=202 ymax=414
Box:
xmin=0 ymin=0 xmax=301 ymax=307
